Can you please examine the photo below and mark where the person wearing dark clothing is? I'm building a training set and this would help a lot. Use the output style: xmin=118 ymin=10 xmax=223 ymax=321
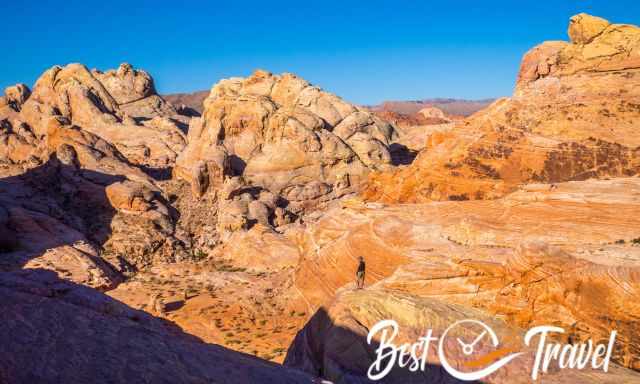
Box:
xmin=356 ymin=256 xmax=366 ymax=289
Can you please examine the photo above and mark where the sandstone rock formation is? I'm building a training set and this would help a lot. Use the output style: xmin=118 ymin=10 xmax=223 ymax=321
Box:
xmin=3 ymin=12 xmax=640 ymax=384
xmin=92 ymin=63 xmax=177 ymax=119
xmin=16 ymin=63 xmax=186 ymax=168
xmin=175 ymin=70 xmax=397 ymax=208
xmin=364 ymin=14 xmax=640 ymax=203
xmin=0 ymin=123 xmax=184 ymax=286
xmin=287 ymin=177 xmax=640 ymax=376
xmin=418 ymin=106 xmax=451 ymax=123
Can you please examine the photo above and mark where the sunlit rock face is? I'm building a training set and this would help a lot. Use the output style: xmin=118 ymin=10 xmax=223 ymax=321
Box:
xmin=175 ymin=70 xmax=397 ymax=205
xmin=0 ymin=63 xmax=188 ymax=285
xmin=364 ymin=14 xmax=640 ymax=203
xmin=2 ymin=12 xmax=640 ymax=384
xmin=16 ymin=62 xmax=186 ymax=168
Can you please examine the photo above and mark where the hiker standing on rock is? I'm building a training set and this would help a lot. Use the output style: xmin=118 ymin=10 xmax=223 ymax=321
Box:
xmin=356 ymin=256 xmax=366 ymax=289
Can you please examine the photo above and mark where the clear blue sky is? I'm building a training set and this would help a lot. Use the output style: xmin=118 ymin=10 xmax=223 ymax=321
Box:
xmin=1 ymin=1 xmax=639 ymax=104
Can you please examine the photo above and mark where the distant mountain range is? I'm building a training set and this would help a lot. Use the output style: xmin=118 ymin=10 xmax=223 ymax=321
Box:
xmin=367 ymin=98 xmax=496 ymax=117
xmin=163 ymin=90 xmax=209 ymax=114
xmin=163 ymin=91 xmax=495 ymax=117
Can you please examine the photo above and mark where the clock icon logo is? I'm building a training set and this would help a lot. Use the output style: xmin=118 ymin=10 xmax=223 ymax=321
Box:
xmin=458 ymin=328 xmax=488 ymax=356
xmin=438 ymin=319 xmax=524 ymax=381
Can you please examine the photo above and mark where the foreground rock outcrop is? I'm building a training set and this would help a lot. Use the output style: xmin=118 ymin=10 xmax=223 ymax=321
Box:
xmin=0 ymin=63 xmax=188 ymax=286
xmin=364 ymin=14 xmax=640 ymax=202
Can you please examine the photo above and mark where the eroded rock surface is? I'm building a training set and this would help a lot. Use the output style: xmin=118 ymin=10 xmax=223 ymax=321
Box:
xmin=2 ymin=13 xmax=640 ymax=384
xmin=285 ymin=289 xmax=639 ymax=383
xmin=0 ymin=63 xmax=188 ymax=286
xmin=18 ymin=63 xmax=186 ymax=168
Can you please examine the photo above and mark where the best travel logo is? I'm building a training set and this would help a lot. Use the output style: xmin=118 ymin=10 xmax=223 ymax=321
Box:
xmin=366 ymin=319 xmax=617 ymax=381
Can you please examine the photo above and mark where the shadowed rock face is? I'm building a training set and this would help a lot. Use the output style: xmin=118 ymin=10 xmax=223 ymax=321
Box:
xmin=0 ymin=64 xmax=189 ymax=285
xmin=0 ymin=124 xmax=185 ymax=286
xmin=0 ymin=269 xmax=313 ymax=384
xmin=364 ymin=14 xmax=640 ymax=203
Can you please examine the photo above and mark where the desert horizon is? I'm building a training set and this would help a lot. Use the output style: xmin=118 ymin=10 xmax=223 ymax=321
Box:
xmin=1 ymin=3 xmax=640 ymax=384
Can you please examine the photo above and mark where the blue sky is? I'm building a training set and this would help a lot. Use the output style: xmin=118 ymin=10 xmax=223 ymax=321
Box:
xmin=1 ymin=1 xmax=639 ymax=104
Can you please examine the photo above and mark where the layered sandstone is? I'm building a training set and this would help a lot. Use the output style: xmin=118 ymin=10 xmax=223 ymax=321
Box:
xmin=2 ymin=12 xmax=640 ymax=384
xmin=285 ymin=290 xmax=639 ymax=383
xmin=286 ymin=177 xmax=640 ymax=378
xmin=364 ymin=14 xmax=640 ymax=203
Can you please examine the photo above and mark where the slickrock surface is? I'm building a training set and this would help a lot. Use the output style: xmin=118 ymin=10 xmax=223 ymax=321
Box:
xmin=286 ymin=177 xmax=640 ymax=377
xmin=364 ymin=14 xmax=640 ymax=203
xmin=0 ymin=269 xmax=313 ymax=383
xmin=285 ymin=289 xmax=639 ymax=383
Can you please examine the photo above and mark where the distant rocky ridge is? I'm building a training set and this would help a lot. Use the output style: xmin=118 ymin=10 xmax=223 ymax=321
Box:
xmin=164 ymin=90 xmax=209 ymax=115
xmin=286 ymin=178 xmax=640 ymax=381
xmin=163 ymin=92 xmax=494 ymax=118
xmin=369 ymin=98 xmax=495 ymax=117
